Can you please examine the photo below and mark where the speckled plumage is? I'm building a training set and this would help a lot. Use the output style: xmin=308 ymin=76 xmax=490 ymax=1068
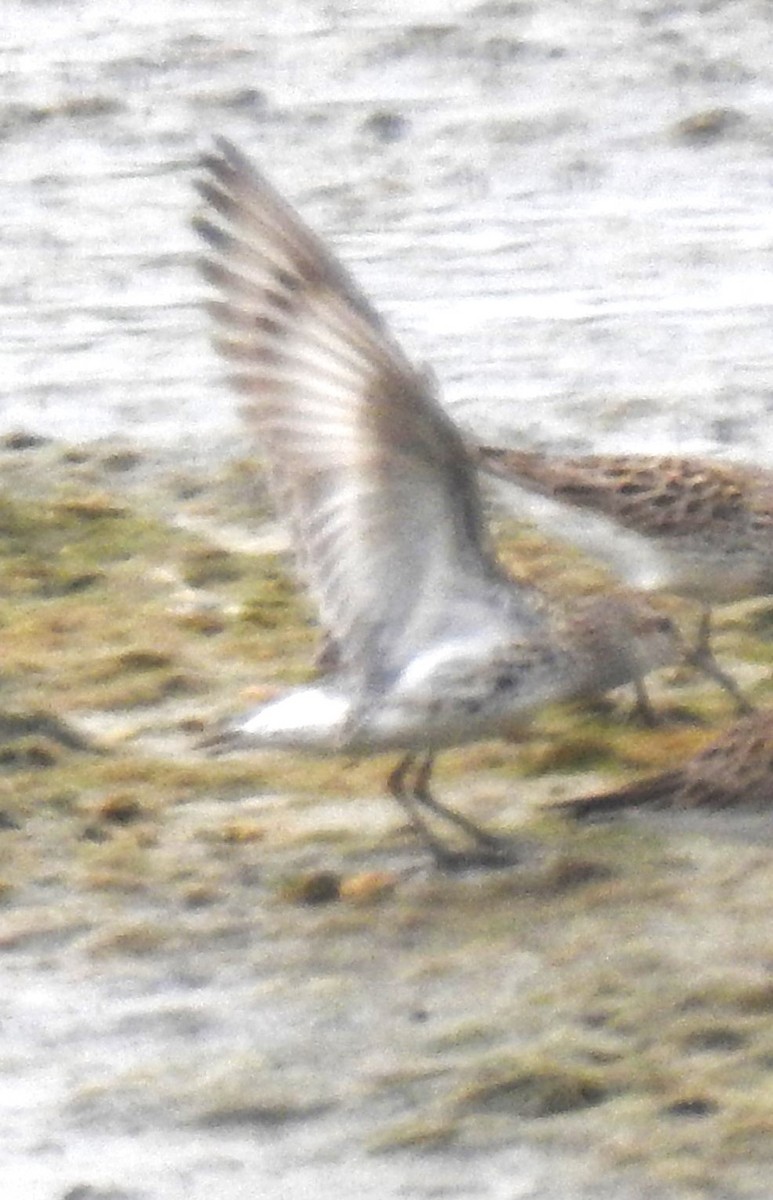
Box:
xmin=475 ymin=448 xmax=773 ymax=598
xmin=194 ymin=140 xmax=681 ymax=867
xmin=475 ymin=446 xmax=773 ymax=711
xmin=557 ymin=711 xmax=773 ymax=818
xmin=550 ymin=591 xmax=680 ymax=720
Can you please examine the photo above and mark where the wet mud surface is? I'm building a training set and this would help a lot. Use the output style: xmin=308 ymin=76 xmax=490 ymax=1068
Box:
xmin=4 ymin=2 xmax=773 ymax=1196
xmin=0 ymin=437 xmax=771 ymax=1198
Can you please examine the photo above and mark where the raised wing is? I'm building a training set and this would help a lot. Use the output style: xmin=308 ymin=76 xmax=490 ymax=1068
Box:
xmin=194 ymin=140 xmax=508 ymax=682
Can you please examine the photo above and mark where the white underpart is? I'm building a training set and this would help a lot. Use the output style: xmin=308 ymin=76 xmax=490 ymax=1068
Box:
xmin=490 ymin=480 xmax=677 ymax=592
xmin=395 ymin=635 xmax=498 ymax=695
xmin=237 ymin=687 xmax=353 ymax=751
xmin=195 ymin=143 xmax=677 ymax=782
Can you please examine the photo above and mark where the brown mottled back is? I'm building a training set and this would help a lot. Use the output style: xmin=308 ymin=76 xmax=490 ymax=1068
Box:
xmin=557 ymin=712 xmax=773 ymax=818
xmin=474 ymin=447 xmax=773 ymax=539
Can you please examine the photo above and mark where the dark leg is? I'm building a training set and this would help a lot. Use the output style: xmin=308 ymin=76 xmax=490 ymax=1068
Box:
xmin=387 ymin=753 xmax=518 ymax=869
xmin=686 ymin=604 xmax=754 ymax=715
xmin=629 ymin=675 xmax=659 ymax=726
xmin=387 ymin=754 xmax=464 ymax=868
xmin=412 ymin=754 xmax=510 ymax=852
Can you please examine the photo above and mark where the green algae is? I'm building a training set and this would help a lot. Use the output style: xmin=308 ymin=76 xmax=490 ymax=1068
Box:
xmin=454 ymin=1054 xmax=612 ymax=1118
xmin=0 ymin=441 xmax=773 ymax=1196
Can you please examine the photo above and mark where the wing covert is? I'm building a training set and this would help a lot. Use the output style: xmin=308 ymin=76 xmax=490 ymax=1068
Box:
xmin=195 ymin=140 xmax=507 ymax=681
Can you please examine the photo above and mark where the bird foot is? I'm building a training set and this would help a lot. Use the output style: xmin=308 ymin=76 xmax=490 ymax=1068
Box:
xmin=431 ymin=839 xmax=523 ymax=873
xmin=624 ymin=700 xmax=661 ymax=728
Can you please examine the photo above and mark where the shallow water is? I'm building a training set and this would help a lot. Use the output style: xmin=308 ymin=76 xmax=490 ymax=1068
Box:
xmin=4 ymin=0 xmax=773 ymax=460
xmin=3 ymin=3 xmax=773 ymax=1197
